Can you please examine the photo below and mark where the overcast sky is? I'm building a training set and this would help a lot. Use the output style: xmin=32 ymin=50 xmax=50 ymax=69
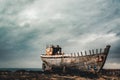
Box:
xmin=0 ymin=0 xmax=120 ymax=69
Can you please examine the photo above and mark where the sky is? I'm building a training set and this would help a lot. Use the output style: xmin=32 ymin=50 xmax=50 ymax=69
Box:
xmin=0 ymin=0 xmax=120 ymax=69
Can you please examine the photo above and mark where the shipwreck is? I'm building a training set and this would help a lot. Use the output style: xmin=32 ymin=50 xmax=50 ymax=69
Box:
xmin=41 ymin=45 xmax=111 ymax=73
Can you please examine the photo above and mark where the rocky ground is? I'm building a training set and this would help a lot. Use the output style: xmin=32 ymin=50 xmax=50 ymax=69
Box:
xmin=0 ymin=70 xmax=120 ymax=80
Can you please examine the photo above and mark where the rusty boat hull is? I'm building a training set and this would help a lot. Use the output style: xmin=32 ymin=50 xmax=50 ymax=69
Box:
xmin=41 ymin=45 xmax=111 ymax=73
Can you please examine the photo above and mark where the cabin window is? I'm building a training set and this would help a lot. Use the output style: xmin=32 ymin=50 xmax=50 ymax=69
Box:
xmin=101 ymin=56 xmax=104 ymax=60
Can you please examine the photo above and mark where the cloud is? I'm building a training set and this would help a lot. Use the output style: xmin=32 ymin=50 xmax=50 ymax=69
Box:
xmin=0 ymin=0 xmax=120 ymax=68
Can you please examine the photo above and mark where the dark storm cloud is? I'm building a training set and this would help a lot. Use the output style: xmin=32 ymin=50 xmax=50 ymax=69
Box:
xmin=0 ymin=0 xmax=120 ymax=68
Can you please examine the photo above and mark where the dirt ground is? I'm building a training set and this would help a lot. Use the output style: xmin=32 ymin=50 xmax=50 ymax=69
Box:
xmin=0 ymin=71 xmax=120 ymax=80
